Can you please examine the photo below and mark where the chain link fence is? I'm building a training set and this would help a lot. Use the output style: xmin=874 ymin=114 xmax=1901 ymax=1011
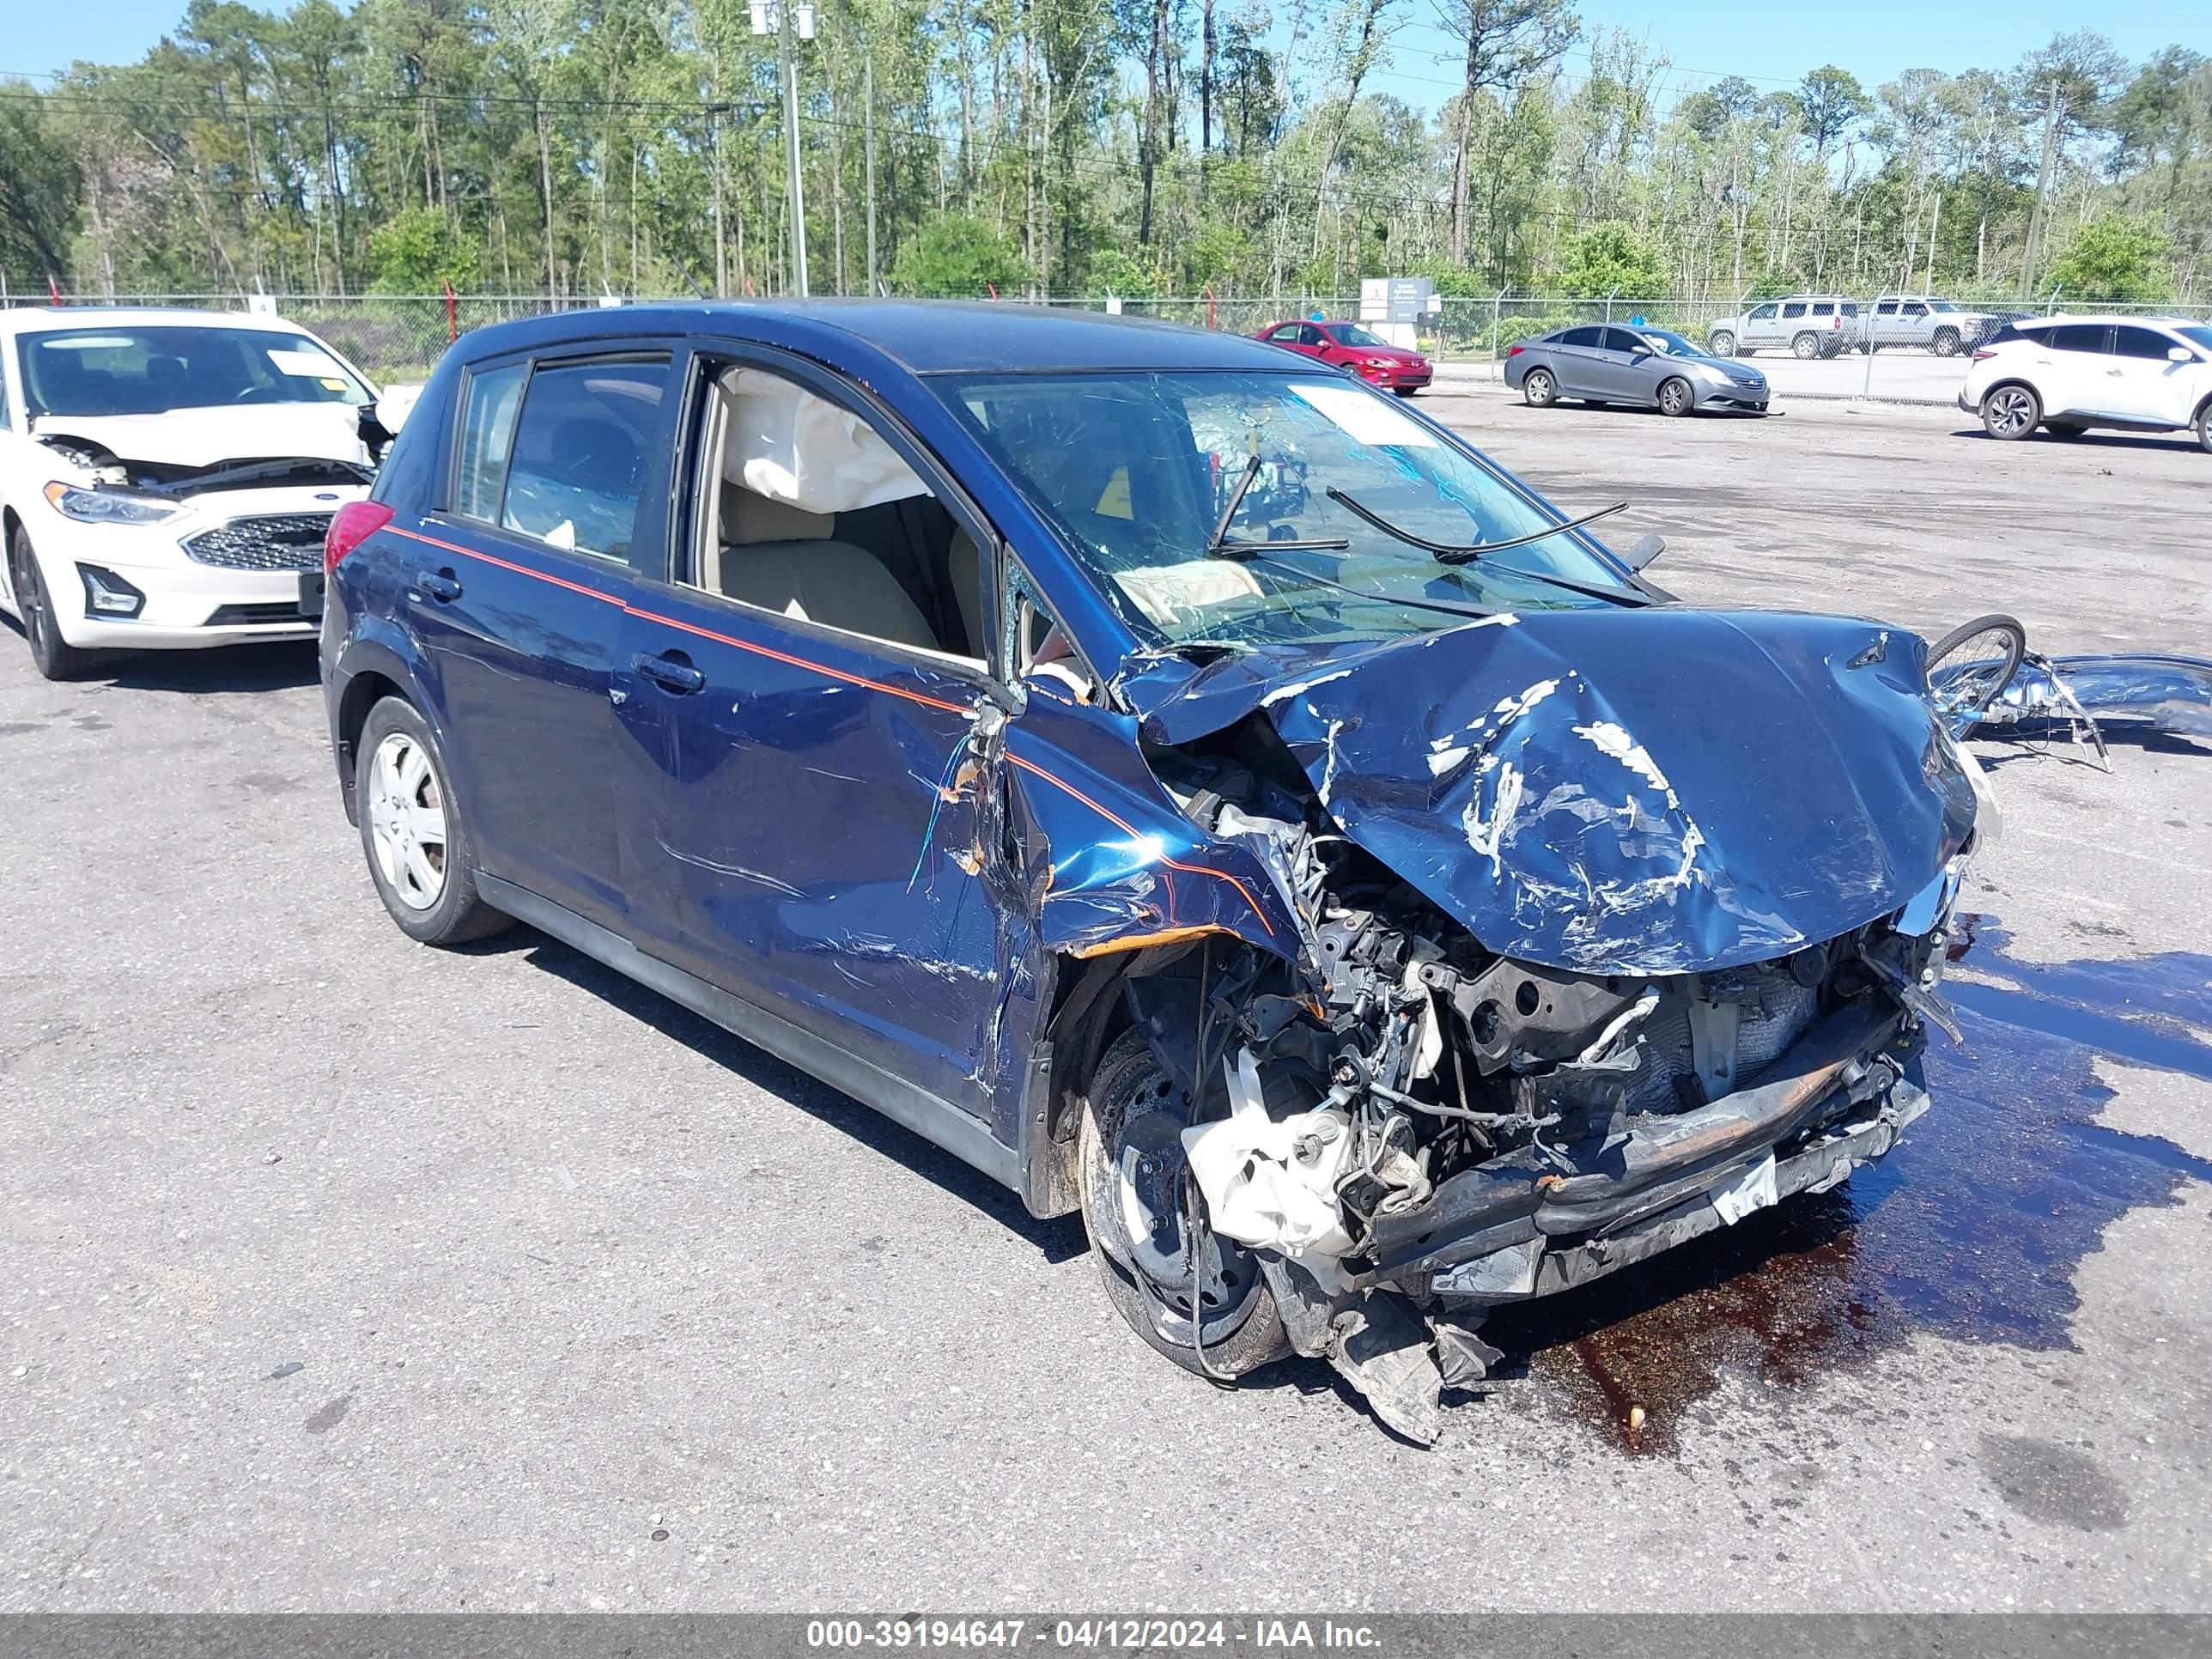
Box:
xmin=3 ymin=287 xmax=2206 ymax=392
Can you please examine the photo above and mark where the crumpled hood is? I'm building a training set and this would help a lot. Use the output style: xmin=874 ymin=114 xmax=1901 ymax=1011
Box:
xmin=33 ymin=404 xmax=370 ymax=471
xmin=1120 ymin=608 xmax=1978 ymax=975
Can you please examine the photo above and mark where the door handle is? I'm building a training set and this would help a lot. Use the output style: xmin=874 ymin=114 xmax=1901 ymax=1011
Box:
xmin=632 ymin=651 xmax=705 ymax=695
xmin=2106 ymin=368 xmax=2124 ymax=376
xmin=417 ymin=568 xmax=463 ymax=603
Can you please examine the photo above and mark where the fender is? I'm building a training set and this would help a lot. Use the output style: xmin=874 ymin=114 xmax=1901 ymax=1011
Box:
xmin=325 ymin=611 xmax=453 ymax=821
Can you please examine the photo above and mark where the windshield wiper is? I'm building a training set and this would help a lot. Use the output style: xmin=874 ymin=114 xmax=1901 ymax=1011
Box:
xmin=1224 ymin=545 xmax=1507 ymax=623
xmin=1205 ymin=455 xmax=1350 ymax=558
xmin=1325 ymin=486 xmax=1630 ymax=563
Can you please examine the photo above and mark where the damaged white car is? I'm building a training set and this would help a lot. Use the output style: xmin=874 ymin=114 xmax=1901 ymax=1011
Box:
xmin=0 ymin=307 xmax=392 ymax=679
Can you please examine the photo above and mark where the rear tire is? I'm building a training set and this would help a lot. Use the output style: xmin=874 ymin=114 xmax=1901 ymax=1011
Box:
xmin=1522 ymin=368 xmax=1557 ymax=408
xmin=1708 ymin=330 xmax=1737 ymax=356
xmin=2046 ymin=421 xmax=2088 ymax=439
xmin=1657 ymin=377 xmax=1693 ymax=417
xmin=1980 ymin=383 xmax=2041 ymax=441
xmin=354 ymin=696 xmax=513 ymax=945
xmin=1792 ymin=331 xmax=1822 ymax=361
xmin=2197 ymin=403 xmax=2212 ymax=454
xmin=9 ymin=525 xmax=94 ymax=682
xmin=1077 ymin=1028 xmax=1291 ymax=1382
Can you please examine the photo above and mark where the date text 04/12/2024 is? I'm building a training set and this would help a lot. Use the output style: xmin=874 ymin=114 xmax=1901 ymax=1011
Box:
xmin=805 ymin=1620 xmax=1385 ymax=1650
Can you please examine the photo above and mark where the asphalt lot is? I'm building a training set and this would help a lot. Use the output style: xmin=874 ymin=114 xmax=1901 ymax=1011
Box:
xmin=4 ymin=394 xmax=2210 ymax=1612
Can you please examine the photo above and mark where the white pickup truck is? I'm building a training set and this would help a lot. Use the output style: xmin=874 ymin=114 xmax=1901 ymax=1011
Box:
xmin=1846 ymin=295 xmax=2001 ymax=356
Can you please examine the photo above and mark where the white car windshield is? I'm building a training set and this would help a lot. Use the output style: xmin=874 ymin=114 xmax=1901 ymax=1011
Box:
xmin=20 ymin=325 xmax=373 ymax=419
xmin=942 ymin=369 xmax=1640 ymax=647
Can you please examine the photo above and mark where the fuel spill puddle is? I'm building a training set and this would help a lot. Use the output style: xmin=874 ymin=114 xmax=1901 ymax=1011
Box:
xmin=1478 ymin=916 xmax=2212 ymax=1455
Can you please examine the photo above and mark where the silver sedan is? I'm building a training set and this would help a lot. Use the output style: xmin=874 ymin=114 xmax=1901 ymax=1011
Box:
xmin=1504 ymin=325 xmax=1771 ymax=416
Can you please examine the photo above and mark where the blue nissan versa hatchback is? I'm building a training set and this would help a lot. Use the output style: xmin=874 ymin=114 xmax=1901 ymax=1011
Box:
xmin=322 ymin=302 xmax=1986 ymax=1441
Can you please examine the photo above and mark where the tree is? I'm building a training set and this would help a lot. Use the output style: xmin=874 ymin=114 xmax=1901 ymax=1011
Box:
xmin=1435 ymin=0 xmax=1578 ymax=264
xmin=367 ymin=205 xmax=482 ymax=291
xmin=1556 ymin=220 xmax=1667 ymax=296
xmin=2044 ymin=214 xmax=2172 ymax=301
xmin=1796 ymin=65 xmax=1870 ymax=164
xmin=888 ymin=212 xmax=1030 ymax=295
xmin=0 ymin=92 xmax=82 ymax=287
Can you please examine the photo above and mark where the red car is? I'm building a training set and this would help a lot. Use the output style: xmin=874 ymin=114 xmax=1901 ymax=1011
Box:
xmin=1255 ymin=319 xmax=1433 ymax=395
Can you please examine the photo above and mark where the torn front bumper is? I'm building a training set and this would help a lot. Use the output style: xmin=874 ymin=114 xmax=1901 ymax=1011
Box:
xmin=1364 ymin=995 xmax=1922 ymax=1306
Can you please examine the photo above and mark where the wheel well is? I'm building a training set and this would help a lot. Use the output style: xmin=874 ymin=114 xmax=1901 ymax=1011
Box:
xmin=1982 ymin=378 xmax=2038 ymax=404
xmin=335 ymin=670 xmax=406 ymax=813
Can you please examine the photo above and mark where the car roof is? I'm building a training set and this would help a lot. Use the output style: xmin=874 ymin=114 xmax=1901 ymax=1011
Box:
xmin=2014 ymin=313 xmax=2201 ymax=329
xmin=0 ymin=307 xmax=323 ymax=337
xmin=453 ymin=299 xmax=1297 ymax=374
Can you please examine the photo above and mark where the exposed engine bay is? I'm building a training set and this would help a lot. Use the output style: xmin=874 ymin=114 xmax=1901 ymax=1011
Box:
xmin=1083 ymin=697 xmax=1972 ymax=1443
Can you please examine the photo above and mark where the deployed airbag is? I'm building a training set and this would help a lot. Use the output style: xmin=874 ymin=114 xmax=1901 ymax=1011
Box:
xmin=719 ymin=367 xmax=928 ymax=516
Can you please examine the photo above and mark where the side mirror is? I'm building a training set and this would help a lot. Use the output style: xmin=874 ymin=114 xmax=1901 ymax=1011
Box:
xmin=2170 ymin=345 xmax=2194 ymax=363
xmin=1624 ymin=533 xmax=1665 ymax=572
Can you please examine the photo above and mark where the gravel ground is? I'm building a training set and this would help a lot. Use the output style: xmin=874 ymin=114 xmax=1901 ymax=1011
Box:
xmin=3 ymin=397 xmax=2209 ymax=1613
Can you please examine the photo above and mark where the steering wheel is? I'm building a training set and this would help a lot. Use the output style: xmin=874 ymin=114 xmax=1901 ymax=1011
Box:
xmin=231 ymin=385 xmax=285 ymax=404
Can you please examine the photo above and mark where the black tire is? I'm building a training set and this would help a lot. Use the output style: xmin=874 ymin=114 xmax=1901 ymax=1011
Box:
xmin=9 ymin=525 xmax=95 ymax=681
xmin=2046 ymin=421 xmax=2089 ymax=439
xmin=2197 ymin=403 xmax=2212 ymax=455
xmin=1657 ymin=377 xmax=1693 ymax=417
xmin=1393 ymin=386 xmax=1419 ymax=398
xmin=1792 ymin=331 xmax=1822 ymax=360
xmin=1980 ymin=382 xmax=2040 ymax=441
xmin=1708 ymin=330 xmax=1737 ymax=357
xmin=1522 ymin=367 xmax=1557 ymax=408
xmin=1932 ymin=327 xmax=1961 ymax=357
xmin=1076 ymin=1028 xmax=1291 ymax=1382
xmin=1927 ymin=613 xmax=2028 ymax=727
xmin=354 ymin=696 xmax=513 ymax=945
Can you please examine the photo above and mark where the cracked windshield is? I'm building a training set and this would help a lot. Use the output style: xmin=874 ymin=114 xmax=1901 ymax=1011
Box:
xmin=941 ymin=370 xmax=1638 ymax=647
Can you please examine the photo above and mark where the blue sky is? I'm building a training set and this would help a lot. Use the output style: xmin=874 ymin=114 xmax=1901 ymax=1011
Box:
xmin=2 ymin=0 xmax=2200 ymax=112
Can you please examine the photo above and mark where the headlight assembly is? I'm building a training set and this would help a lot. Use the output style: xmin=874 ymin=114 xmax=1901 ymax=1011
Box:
xmin=42 ymin=482 xmax=180 ymax=526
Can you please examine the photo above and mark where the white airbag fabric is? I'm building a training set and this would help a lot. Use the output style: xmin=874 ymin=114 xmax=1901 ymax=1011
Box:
xmin=1181 ymin=1049 xmax=1353 ymax=1255
xmin=720 ymin=367 xmax=927 ymax=515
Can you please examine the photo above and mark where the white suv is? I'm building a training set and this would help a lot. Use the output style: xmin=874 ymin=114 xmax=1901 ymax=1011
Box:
xmin=0 ymin=307 xmax=387 ymax=679
xmin=1706 ymin=295 xmax=1858 ymax=359
xmin=1961 ymin=314 xmax=2212 ymax=451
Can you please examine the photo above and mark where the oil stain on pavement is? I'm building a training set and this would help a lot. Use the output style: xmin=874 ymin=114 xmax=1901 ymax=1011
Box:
xmin=1482 ymin=916 xmax=2212 ymax=1455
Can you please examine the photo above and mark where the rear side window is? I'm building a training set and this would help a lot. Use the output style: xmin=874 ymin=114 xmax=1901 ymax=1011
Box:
xmin=2048 ymin=324 xmax=2112 ymax=355
xmin=1810 ymin=302 xmax=1833 ymax=317
xmin=2112 ymin=325 xmax=2178 ymax=360
xmin=1780 ymin=303 xmax=1806 ymax=319
xmin=1876 ymin=301 xmax=1899 ymax=316
xmin=1558 ymin=326 xmax=1602 ymax=347
xmin=454 ymin=362 xmax=526 ymax=521
xmin=498 ymin=358 xmax=670 ymax=562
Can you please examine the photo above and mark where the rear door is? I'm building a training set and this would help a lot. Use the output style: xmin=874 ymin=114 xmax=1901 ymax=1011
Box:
xmin=2039 ymin=323 xmax=2114 ymax=416
xmin=399 ymin=344 xmax=677 ymax=932
xmin=1548 ymin=326 xmax=1606 ymax=394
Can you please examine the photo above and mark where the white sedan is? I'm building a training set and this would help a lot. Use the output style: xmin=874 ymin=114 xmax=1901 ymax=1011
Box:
xmin=1961 ymin=313 xmax=2212 ymax=451
xmin=0 ymin=307 xmax=389 ymax=679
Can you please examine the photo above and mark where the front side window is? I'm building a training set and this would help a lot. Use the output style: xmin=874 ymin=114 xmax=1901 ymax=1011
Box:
xmin=1749 ymin=304 xmax=1778 ymax=320
xmin=1902 ymin=301 xmax=1928 ymax=318
xmin=489 ymin=357 xmax=669 ymax=561
xmin=18 ymin=325 xmax=373 ymax=418
xmin=2112 ymin=325 xmax=2179 ymax=360
xmin=941 ymin=369 xmax=1641 ymax=650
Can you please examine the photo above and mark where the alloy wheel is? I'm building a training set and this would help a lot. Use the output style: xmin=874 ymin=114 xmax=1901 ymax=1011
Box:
xmin=1984 ymin=386 xmax=2038 ymax=439
xmin=1659 ymin=378 xmax=1692 ymax=416
xmin=366 ymin=732 xmax=449 ymax=910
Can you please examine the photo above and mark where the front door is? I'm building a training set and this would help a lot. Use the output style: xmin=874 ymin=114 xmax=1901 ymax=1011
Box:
xmin=400 ymin=347 xmax=676 ymax=932
xmin=1742 ymin=302 xmax=1780 ymax=349
xmin=613 ymin=350 xmax=1021 ymax=1125
xmin=1587 ymin=327 xmax=1656 ymax=400
xmin=2106 ymin=325 xmax=2200 ymax=425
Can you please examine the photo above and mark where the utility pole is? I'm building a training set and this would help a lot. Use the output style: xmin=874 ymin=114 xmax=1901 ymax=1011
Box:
xmin=752 ymin=1 xmax=814 ymax=296
xmin=864 ymin=53 xmax=878 ymax=295
xmin=2021 ymin=90 xmax=2063 ymax=300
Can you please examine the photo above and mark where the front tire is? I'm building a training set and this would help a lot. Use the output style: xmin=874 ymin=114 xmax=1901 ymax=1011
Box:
xmin=2197 ymin=403 xmax=2212 ymax=454
xmin=1933 ymin=327 xmax=1961 ymax=357
xmin=9 ymin=526 xmax=94 ymax=682
xmin=1657 ymin=377 xmax=1693 ymax=417
xmin=354 ymin=696 xmax=512 ymax=945
xmin=1981 ymin=384 xmax=2040 ymax=441
xmin=1708 ymin=330 xmax=1737 ymax=356
xmin=1522 ymin=368 xmax=1557 ymax=408
xmin=1077 ymin=1028 xmax=1291 ymax=1382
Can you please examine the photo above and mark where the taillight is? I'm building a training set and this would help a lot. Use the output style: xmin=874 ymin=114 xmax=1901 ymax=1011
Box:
xmin=1507 ymin=344 xmax=1525 ymax=356
xmin=1971 ymin=349 xmax=1996 ymax=361
xmin=325 ymin=501 xmax=394 ymax=576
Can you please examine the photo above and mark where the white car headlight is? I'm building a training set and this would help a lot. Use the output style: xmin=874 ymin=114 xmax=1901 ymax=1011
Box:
xmin=42 ymin=482 xmax=181 ymax=526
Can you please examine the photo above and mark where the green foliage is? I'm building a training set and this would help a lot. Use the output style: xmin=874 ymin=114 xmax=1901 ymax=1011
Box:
xmin=1555 ymin=222 xmax=1669 ymax=298
xmin=888 ymin=213 xmax=1030 ymax=297
xmin=1087 ymin=247 xmax=1160 ymax=298
xmin=0 ymin=90 xmax=82 ymax=284
xmin=2044 ymin=215 xmax=2174 ymax=302
xmin=367 ymin=208 xmax=482 ymax=294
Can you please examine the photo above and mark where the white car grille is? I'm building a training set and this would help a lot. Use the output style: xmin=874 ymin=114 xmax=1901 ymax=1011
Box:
xmin=181 ymin=514 xmax=333 ymax=572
